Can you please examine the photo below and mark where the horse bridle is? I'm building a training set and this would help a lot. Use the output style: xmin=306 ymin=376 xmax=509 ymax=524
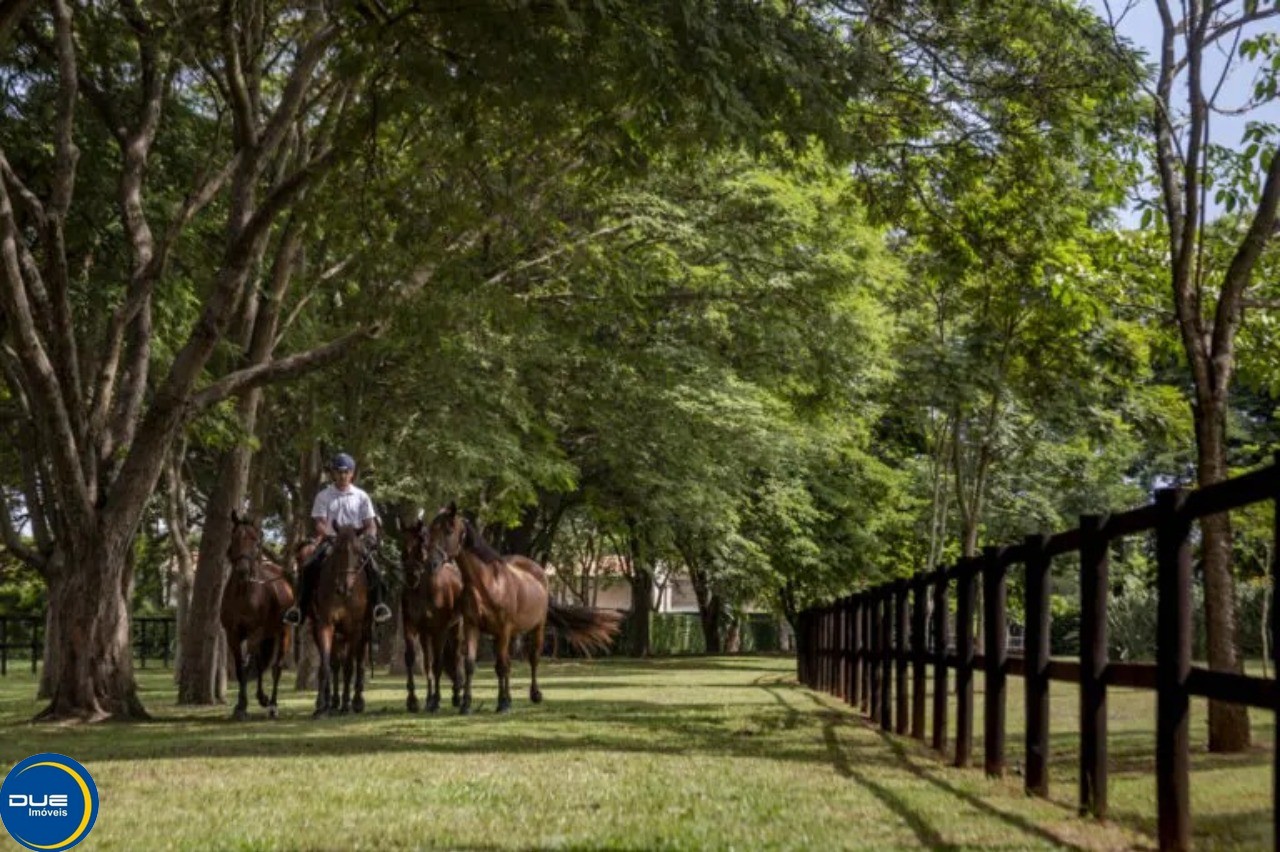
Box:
xmin=229 ymin=524 xmax=285 ymax=585
xmin=404 ymin=531 xmax=445 ymax=590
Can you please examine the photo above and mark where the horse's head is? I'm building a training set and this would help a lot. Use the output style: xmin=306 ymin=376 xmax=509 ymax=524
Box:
xmin=401 ymin=519 xmax=431 ymax=589
xmin=227 ymin=511 xmax=263 ymax=581
xmin=328 ymin=525 xmax=366 ymax=596
xmin=424 ymin=502 xmax=465 ymax=572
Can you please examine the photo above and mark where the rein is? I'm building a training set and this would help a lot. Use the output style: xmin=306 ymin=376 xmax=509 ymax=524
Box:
xmin=231 ymin=554 xmax=289 ymax=586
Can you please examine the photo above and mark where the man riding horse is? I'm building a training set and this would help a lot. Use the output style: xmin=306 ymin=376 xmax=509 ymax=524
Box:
xmin=283 ymin=452 xmax=393 ymax=626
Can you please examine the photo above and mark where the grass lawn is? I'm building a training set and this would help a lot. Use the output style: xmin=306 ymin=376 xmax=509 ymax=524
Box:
xmin=0 ymin=655 xmax=1271 ymax=850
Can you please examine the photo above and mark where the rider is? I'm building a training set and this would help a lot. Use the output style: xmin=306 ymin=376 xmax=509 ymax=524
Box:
xmin=283 ymin=452 xmax=393 ymax=626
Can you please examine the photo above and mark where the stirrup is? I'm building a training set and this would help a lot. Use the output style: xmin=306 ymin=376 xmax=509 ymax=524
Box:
xmin=373 ymin=603 xmax=392 ymax=624
xmin=283 ymin=607 xmax=302 ymax=625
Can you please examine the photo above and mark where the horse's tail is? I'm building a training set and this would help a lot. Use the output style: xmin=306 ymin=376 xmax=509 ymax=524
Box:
xmin=545 ymin=604 xmax=623 ymax=656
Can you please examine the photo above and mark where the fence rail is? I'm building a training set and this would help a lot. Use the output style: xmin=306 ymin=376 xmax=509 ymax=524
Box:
xmin=797 ymin=457 xmax=1280 ymax=852
xmin=0 ymin=616 xmax=174 ymax=675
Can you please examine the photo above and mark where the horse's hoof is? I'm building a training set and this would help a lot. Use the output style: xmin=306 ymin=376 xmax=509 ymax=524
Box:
xmin=312 ymin=708 xmax=329 ymax=719
xmin=427 ymin=695 xmax=441 ymax=713
xmin=257 ymin=691 xmax=270 ymax=708
xmin=496 ymin=698 xmax=512 ymax=714
xmin=530 ymin=688 xmax=543 ymax=705
xmin=459 ymin=703 xmax=472 ymax=716
xmin=267 ymin=705 xmax=279 ymax=720
xmin=232 ymin=706 xmax=249 ymax=722
xmin=407 ymin=696 xmax=420 ymax=713
xmin=353 ymin=697 xmax=365 ymax=713
xmin=451 ymin=693 xmax=460 ymax=708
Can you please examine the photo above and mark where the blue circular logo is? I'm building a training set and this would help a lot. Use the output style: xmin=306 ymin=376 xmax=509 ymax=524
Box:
xmin=0 ymin=754 xmax=99 ymax=851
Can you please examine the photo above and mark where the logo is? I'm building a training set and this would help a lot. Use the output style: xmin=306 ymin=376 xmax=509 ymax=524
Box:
xmin=0 ymin=754 xmax=99 ymax=851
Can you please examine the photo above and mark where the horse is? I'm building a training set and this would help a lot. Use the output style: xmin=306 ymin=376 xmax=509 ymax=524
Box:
xmin=223 ymin=511 xmax=294 ymax=721
xmin=310 ymin=525 xmax=374 ymax=717
xmin=401 ymin=520 xmax=465 ymax=713
xmin=425 ymin=503 xmax=623 ymax=713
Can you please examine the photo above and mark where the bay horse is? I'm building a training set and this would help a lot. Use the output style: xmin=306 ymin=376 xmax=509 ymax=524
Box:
xmin=223 ymin=511 xmax=293 ymax=720
xmin=425 ymin=503 xmax=623 ymax=713
xmin=310 ymin=525 xmax=373 ymax=717
xmin=401 ymin=520 xmax=465 ymax=713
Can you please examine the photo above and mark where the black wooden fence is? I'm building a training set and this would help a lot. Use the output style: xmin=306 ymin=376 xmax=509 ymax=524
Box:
xmin=0 ymin=616 xmax=174 ymax=674
xmin=797 ymin=461 xmax=1280 ymax=852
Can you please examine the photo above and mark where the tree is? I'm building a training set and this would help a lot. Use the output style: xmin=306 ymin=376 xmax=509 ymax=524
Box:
xmin=1101 ymin=0 xmax=1280 ymax=751
xmin=0 ymin=2 xmax=381 ymax=720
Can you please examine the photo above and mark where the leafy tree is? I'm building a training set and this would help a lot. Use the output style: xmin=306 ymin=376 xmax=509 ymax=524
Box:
xmin=1097 ymin=0 xmax=1280 ymax=751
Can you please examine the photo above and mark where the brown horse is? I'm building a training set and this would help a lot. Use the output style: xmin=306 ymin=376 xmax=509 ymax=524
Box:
xmin=223 ymin=512 xmax=294 ymax=721
xmin=401 ymin=520 xmax=465 ymax=713
xmin=310 ymin=525 xmax=373 ymax=717
xmin=425 ymin=503 xmax=623 ymax=713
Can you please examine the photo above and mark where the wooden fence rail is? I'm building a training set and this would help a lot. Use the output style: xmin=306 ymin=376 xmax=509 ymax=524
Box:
xmin=0 ymin=616 xmax=174 ymax=675
xmin=797 ymin=459 xmax=1280 ymax=852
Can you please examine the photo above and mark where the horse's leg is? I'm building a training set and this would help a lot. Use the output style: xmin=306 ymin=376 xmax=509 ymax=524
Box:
xmin=353 ymin=632 xmax=367 ymax=714
xmin=256 ymin=637 xmax=272 ymax=707
xmin=528 ymin=621 xmax=545 ymax=705
xmin=330 ymin=651 xmax=341 ymax=709
xmin=268 ymin=632 xmax=283 ymax=719
xmin=459 ymin=622 xmax=478 ymax=715
xmin=495 ymin=628 xmax=513 ymax=714
xmin=427 ymin=627 xmax=444 ymax=713
xmin=340 ymin=641 xmax=353 ymax=713
xmin=313 ymin=622 xmax=333 ymax=718
xmin=404 ymin=621 xmax=420 ymax=713
xmin=449 ymin=623 xmax=463 ymax=707
xmin=229 ymin=629 xmax=249 ymax=721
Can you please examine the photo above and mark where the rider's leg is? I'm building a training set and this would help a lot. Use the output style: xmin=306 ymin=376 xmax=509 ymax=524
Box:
xmin=284 ymin=549 xmax=324 ymax=625
xmin=365 ymin=561 xmax=392 ymax=623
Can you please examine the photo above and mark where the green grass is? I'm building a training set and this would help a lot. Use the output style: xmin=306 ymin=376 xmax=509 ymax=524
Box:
xmin=0 ymin=656 xmax=1270 ymax=850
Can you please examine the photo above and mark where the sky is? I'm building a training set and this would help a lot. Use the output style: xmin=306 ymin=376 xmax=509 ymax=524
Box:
xmin=1082 ymin=0 xmax=1280 ymax=221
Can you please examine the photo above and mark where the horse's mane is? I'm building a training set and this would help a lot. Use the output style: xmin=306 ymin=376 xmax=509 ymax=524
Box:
xmin=462 ymin=519 xmax=503 ymax=564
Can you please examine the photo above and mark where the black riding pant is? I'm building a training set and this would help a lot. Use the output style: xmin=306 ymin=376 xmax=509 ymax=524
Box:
xmin=295 ymin=543 xmax=384 ymax=621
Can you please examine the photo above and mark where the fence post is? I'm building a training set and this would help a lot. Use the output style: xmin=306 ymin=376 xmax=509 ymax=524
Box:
xmin=870 ymin=593 xmax=882 ymax=724
xmin=955 ymin=557 xmax=977 ymax=768
xmin=829 ymin=605 xmax=838 ymax=695
xmin=1023 ymin=533 xmax=1051 ymax=797
xmin=895 ymin=580 xmax=909 ymax=735
xmin=1079 ymin=513 xmax=1109 ymax=819
xmin=851 ymin=595 xmax=863 ymax=708
xmin=911 ymin=575 xmax=927 ymax=740
xmin=1273 ymin=452 xmax=1280 ymax=852
xmin=1156 ymin=488 xmax=1191 ymax=851
xmin=983 ymin=545 xmax=1008 ymax=778
xmin=931 ymin=567 xmax=949 ymax=752
xmin=861 ymin=595 xmax=872 ymax=713
xmin=880 ymin=588 xmax=893 ymax=732
xmin=839 ymin=593 xmax=849 ymax=701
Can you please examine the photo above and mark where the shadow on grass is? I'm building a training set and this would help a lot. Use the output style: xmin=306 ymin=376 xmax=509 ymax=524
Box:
xmin=792 ymin=688 xmax=1092 ymax=852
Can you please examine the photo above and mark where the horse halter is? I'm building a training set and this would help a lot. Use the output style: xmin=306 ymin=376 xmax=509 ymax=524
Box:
xmin=228 ymin=525 xmax=272 ymax=583
xmin=403 ymin=533 xmax=432 ymax=590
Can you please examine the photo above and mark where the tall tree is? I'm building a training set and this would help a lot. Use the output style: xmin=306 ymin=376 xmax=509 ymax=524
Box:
xmin=0 ymin=2 xmax=378 ymax=720
xmin=1102 ymin=0 xmax=1280 ymax=751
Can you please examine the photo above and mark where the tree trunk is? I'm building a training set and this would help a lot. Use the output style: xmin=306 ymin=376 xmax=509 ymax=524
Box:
xmin=38 ymin=532 xmax=147 ymax=721
xmin=687 ymin=559 xmax=723 ymax=654
xmin=177 ymin=386 xmax=264 ymax=703
xmin=627 ymin=569 xmax=653 ymax=657
xmin=1197 ymin=402 xmax=1250 ymax=751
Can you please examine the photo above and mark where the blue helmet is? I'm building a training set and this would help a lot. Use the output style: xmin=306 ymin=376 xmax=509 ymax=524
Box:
xmin=330 ymin=452 xmax=356 ymax=471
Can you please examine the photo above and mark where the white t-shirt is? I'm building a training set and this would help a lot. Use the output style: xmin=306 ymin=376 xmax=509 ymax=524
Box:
xmin=311 ymin=484 xmax=377 ymax=532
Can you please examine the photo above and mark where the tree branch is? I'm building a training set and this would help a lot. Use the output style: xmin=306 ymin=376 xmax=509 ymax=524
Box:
xmin=190 ymin=325 xmax=383 ymax=412
xmin=1211 ymin=143 xmax=1280 ymax=377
